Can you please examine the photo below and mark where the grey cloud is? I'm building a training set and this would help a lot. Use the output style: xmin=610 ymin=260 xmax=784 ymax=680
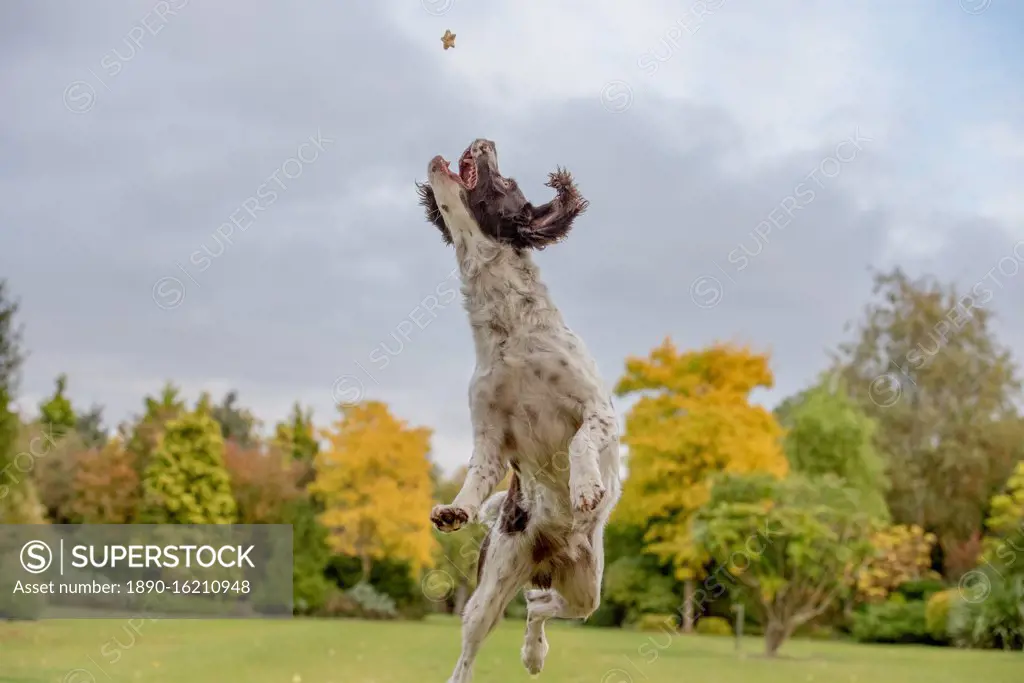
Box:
xmin=1 ymin=2 xmax=1020 ymax=470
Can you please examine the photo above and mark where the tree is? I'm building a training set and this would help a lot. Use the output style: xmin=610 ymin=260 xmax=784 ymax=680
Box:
xmin=0 ymin=280 xmax=44 ymax=524
xmin=75 ymin=404 xmax=107 ymax=448
xmin=0 ymin=279 xmax=23 ymax=395
xmin=38 ymin=373 xmax=76 ymax=438
xmin=71 ymin=438 xmax=140 ymax=523
xmin=23 ymin=424 xmax=82 ymax=523
xmin=274 ymin=403 xmax=320 ymax=488
xmin=211 ymin=390 xmax=259 ymax=447
xmin=223 ymin=441 xmax=302 ymax=524
xmin=834 ymin=268 xmax=1024 ymax=572
xmin=775 ymin=377 xmax=890 ymax=521
xmin=311 ymin=400 xmax=436 ymax=582
xmin=140 ymin=406 xmax=237 ymax=524
xmin=614 ymin=340 xmax=789 ymax=631
xmin=275 ymin=402 xmax=320 ymax=462
xmin=431 ymin=465 xmax=489 ymax=614
xmin=125 ymin=382 xmax=187 ymax=475
xmin=286 ymin=496 xmax=332 ymax=614
xmin=694 ymin=472 xmax=876 ymax=656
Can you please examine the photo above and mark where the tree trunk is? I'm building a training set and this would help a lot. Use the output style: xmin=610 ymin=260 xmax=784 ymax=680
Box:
xmin=360 ymin=553 xmax=372 ymax=583
xmin=454 ymin=581 xmax=469 ymax=616
xmin=682 ymin=580 xmax=696 ymax=633
xmin=764 ymin=619 xmax=789 ymax=657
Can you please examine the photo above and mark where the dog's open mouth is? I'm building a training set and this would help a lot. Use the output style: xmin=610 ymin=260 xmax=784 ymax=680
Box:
xmin=439 ymin=146 xmax=478 ymax=190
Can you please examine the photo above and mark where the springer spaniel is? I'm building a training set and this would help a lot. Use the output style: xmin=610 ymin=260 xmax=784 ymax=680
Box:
xmin=417 ymin=139 xmax=622 ymax=683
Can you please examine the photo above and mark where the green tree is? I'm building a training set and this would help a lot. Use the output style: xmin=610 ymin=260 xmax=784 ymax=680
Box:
xmin=140 ymin=407 xmax=237 ymax=524
xmin=211 ymin=390 xmax=259 ymax=447
xmin=614 ymin=340 xmax=790 ymax=631
xmin=431 ymin=465 xmax=489 ymax=614
xmin=38 ymin=373 xmax=76 ymax=438
xmin=775 ymin=377 xmax=890 ymax=521
xmin=274 ymin=402 xmax=320 ymax=463
xmin=125 ymin=382 xmax=187 ymax=475
xmin=834 ymin=268 xmax=1024 ymax=573
xmin=0 ymin=280 xmax=44 ymax=523
xmin=75 ymin=404 xmax=107 ymax=448
xmin=286 ymin=496 xmax=332 ymax=614
xmin=694 ymin=472 xmax=876 ymax=656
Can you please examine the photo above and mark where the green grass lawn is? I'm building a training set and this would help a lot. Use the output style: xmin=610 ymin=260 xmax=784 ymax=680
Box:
xmin=1 ymin=615 xmax=1020 ymax=683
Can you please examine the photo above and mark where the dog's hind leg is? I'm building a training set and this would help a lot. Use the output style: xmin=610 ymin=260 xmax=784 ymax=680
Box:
xmin=522 ymin=525 xmax=606 ymax=675
xmin=447 ymin=531 xmax=531 ymax=683
xmin=567 ymin=402 xmax=617 ymax=515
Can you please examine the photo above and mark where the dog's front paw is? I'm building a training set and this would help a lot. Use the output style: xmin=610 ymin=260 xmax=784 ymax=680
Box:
xmin=570 ymin=475 xmax=606 ymax=514
xmin=431 ymin=504 xmax=470 ymax=532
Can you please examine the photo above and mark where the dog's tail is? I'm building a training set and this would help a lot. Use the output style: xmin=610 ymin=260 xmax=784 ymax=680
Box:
xmin=478 ymin=491 xmax=507 ymax=527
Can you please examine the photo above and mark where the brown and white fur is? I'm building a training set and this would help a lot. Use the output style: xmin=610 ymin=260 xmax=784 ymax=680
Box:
xmin=417 ymin=139 xmax=621 ymax=683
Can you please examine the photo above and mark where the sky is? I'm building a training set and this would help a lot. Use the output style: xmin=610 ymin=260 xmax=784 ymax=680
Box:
xmin=1 ymin=0 xmax=1023 ymax=473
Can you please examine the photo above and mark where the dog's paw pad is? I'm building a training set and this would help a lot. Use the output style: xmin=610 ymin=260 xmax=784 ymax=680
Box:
xmin=430 ymin=504 xmax=469 ymax=532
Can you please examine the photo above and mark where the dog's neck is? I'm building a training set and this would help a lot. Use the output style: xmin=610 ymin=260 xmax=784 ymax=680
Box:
xmin=454 ymin=236 xmax=564 ymax=357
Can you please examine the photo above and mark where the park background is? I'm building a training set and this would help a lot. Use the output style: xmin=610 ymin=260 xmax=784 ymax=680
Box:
xmin=2 ymin=1 xmax=1024 ymax=681
xmin=2 ymin=265 xmax=1023 ymax=681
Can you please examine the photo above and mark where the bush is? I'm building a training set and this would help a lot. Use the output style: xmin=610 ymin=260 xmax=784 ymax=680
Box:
xmin=695 ymin=616 xmax=733 ymax=636
xmin=584 ymin=601 xmax=627 ymax=628
xmin=949 ymin=569 xmax=1024 ymax=650
xmin=326 ymin=555 xmax=420 ymax=608
xmin=851 ymin=599 xmax=931 ymax=644
xmin=398 ymin=600 xmax=430 ymax=620
xmin=505 ymin=591 xmax=528 ymax=620
xmin=925 ymin=589 xmax=955 ymax=642
xmin=897 ymin=578 xmax=946 ymax=602
xmin=319 ymin=583 xmax=398 ymax=620
xmin=636 ymin=613 xmax=678 ymax=632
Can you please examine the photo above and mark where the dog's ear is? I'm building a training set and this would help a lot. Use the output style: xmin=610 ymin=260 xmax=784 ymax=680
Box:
xmin=416 ymin=182 xmax=453 ymax=245
xmin=510 ymin=168 xmax=589 ymax=250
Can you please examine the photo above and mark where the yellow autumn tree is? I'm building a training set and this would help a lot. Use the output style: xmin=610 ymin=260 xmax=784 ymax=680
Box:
xmin=615 ymin=339 xmax=789 ymax=630
xmin=311 ymin=400 xmax=436 ymax=582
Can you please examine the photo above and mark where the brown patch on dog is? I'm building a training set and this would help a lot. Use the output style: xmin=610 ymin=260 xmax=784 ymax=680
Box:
xmin=503 ymin=429 xmax=517 ymax=451
xmin=476 ymin=531 xmax=491 ymax=585
xmin=531 ymin=530 xmax=559 ymax=564
xmin=530 ymin=571 xmax=553 ymax=589
xmin=500 ymin=472 xmax=529 ymax=533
